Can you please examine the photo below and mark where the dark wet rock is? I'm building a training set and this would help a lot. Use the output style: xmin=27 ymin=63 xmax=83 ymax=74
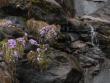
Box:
xmin=64 ymin=69 xmax=82 ymax=83
xmin=46 ymin=0 xmax=61 ymax=7
xmin=0 ymin=17 xmax=26 ymax=38
xmin=86 ymin=47 xmax=104 ymax=59
xmin=1 ymin=0 xmax=67 ymax=23
xmin=80 ymin=0 xmax=110 ymax=58
xmin=77 ymin=1 xmax=110 ymax=83
xmin=80 ymin=50 xmax=105 ymax=83
xmin=55 ymin=0 xmax=75 ymax=17
xmin=24 ymin=43 xmax=38 ymax=54
xmin=17 ymin=49 xmax=82 ymax=83
xmin=0 ymin=31 xmax=5 ymax=40
xmin=75 ymin=46 xmax=105 ymax=68
xmin=0 ymin=0 xmax=74 ymax=24
xmin=5 ymin=16 xmax=26 ymax=29
xmin=74 ymin=0 xmax=108 ymax=16
xmin=84 ymin=58 xmax=110 ymax=83
xmin=24 ymin=43 xmax=32 ymax=53
xmin=80 ymin=34 xmax=90 ymax=42
xmin=1 ymin=5 xmax=28 ymax=17
xmin=71 ymin=40 xmax=87 ymax=49
xmin=17 ymin=68 xmax=82 ymax=83
xmin=1 ymin=26 xmax=24 ymax=38
xmin=67 ymin=33 xmax=79 ymax=42
xmin=50 ymin=33 xmax=74 ymax=53
xmin=80 ymin=47 xmax=106 ymax=83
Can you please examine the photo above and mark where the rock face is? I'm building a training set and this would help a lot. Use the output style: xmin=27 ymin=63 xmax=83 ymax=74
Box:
xmin=17 ymin=49 xmax=82 ymax=83
xmin=0 ymin=62 xmax=15 ymax=83
xmin=92 ymin=0 xmax=110 ymax=21
xmin=1 ymin=0 xmax=66 ymax=23
xmin=81 ymin=0 xmax=110 ymax=58
xmin=74 ymin=0 xmax=108 ymax=16
xmin=78 ymin=1 xmax=110 ymax=83
xmin=0 ymin=0 xmax=110 ymax=83
xmin=0 ymin=17 xmax=25 ymax=39
xmin=1 ymin=0 xmax=76 ymax=23
xmin=92 ymin=59 xmax=110 ymax=83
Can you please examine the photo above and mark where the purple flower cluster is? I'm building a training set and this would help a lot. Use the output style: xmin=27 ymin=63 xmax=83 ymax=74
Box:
xmin=29 ymin=39 xmax=39 ymax=46
xmin=8 ymin=39 xmax=17 ymax=48
xmin=40 ymin=25 xmax=57 ymax=39
xmin=17 ymin=37 xmax=26 ymax=46
xmin=40 ymin=26 xmax=51 ymax=37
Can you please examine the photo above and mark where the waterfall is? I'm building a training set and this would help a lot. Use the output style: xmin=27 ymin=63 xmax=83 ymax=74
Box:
xmin=88 ymin=24 xmax=99 ymax=47
xmin=83 ymin=24 xmax=103 ymax=83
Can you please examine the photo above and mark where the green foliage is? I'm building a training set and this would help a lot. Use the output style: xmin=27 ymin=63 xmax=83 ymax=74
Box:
xmin=1 ymin=39 xmax=25 ymax=63
xmin=27 ymin=44 xmax=50 ymax=71
xmin=1 ymin=40 xmax=14 ymax=63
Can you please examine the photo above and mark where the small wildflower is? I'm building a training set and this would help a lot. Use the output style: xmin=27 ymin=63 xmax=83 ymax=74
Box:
xmin=8 ymin=39 xmax=16 ymax=48
xmin=43 ymin=44 xmax=49 ymax=51
xmin=37 ymin=57 xmax=42 ymax=61
xmin=16 ymin=4 xmax=20 ymax=7
xmin=24 ymin=32 xmax=28 ymax=36
xmin=13 ymin=50 xmax=19 ymax=59
xmin=38 ymin=54 xmax=40 ymax=57
xmin=36 ymin=48 xmax=41 ymax=53
xmin=40 ymin=30 xmax=46 ymax=37
xmin=37 ymin=57 xmax=40 ymax=61
xmin=40 ymin=26 xmax=50 ymax=37
xmin=29 ymin=39 xmax=39 ymax=46
xmin=17 ymin=37 xmax=25 ymax=46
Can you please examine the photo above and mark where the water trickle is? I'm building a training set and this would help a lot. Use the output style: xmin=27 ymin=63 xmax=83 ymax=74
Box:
xmin=88 ymin=24 xmax=99 ymax=47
